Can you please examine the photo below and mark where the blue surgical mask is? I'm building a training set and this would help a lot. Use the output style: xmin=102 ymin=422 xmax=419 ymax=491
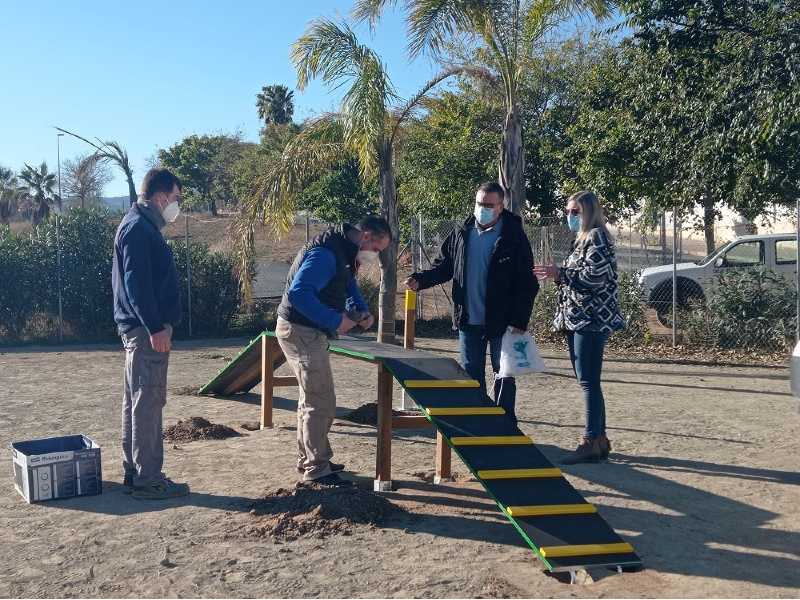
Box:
xmin=567 ymin=213 xmax=582 ymax=232
xmin=474 ymin=205 xmax=496 ymax=226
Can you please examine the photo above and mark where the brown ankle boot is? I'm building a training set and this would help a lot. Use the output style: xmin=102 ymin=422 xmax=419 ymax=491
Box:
xmin=560 ymin=437 xmax=603 ymax=465
xmin=598 ymin=435 xmax=612 ymax=460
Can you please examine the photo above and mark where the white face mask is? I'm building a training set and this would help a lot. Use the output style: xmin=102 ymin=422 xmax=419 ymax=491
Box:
xmin=162 ymin=200 xmax=181 ymax=223
xmin=357 ymin=250 xmax=379 ymax=265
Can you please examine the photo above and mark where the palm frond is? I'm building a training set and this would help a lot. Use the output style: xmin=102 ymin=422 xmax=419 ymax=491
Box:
xmin=351 ymin=0 xmax=401 ymax=29
xmin=234 ymin=115 xmax=347 ymax=303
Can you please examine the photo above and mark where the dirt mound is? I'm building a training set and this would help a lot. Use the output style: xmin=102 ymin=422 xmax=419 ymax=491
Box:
xmin=246 ymin=483 xmax=400 ymax=541
xmin=171 ymin=385 xmax=202 ymax=396
xmin=163 ymin=417 xmax=240 ymax=442
xmin=339 ymin=402 xmax=419 ymax=426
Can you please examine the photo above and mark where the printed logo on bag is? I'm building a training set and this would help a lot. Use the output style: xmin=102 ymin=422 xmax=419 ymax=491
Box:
xmin=513 ymin=340 xmax=531 ymax=367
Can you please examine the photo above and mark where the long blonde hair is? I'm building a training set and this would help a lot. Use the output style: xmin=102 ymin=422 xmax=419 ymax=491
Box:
xmin=569 ymin=190 xmax=610 ymax=242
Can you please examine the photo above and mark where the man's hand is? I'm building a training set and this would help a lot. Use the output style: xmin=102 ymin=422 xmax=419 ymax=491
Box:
xmin=532 ymin=264 xmax=558 ymax=280
xmin=357 ymin=314 xmax=375 ymax=331
xmin=150 ymin=328 xmax=172 ymax=353
xmin=405 ymin=276 xmax=420 ymax=291
xmin=337 ymin=314 xmax=357 ymax=335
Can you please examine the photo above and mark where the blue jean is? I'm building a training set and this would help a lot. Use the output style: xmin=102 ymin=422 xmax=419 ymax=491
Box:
xmin=566 ymin=330 xmax=608 ymax=439
xmin=459 ymin=326 xmax=518 ymax=423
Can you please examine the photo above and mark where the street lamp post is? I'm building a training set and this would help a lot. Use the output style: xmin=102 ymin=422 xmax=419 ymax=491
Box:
xmin=56 ymin=133 xmax=64 ymax=342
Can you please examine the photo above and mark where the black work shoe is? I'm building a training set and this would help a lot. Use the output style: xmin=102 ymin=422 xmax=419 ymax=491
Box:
xmin=297 ymin=461 xmax=346 ymax=475
xmin=123 ymin=473 xmax=134 ymax=494
xmin=311 ymin=473 xmax=354 ymax=488
xmin=560 ymin=437 xmax=603 ymax=465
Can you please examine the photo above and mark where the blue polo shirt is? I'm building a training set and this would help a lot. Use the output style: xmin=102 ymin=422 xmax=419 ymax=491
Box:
xmin=466 ymin=218 xmax=502 ymax=326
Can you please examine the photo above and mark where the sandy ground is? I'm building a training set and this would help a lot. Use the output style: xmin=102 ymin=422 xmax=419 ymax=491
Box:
xmin=1 ymin=336 xmax=799 ymax=598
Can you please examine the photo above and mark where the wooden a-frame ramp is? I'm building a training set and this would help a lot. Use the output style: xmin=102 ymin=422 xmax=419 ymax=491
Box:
xmin=200 ymin=332 xmax=642 ymax=575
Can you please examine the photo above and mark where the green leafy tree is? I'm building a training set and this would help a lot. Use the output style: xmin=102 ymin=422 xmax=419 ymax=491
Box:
xmin=237 ymin=19 xmax=466 ymax=341
xmin=354 ymin=0 xmax=614 ymax=214
xmin=159 ymin=134 xmax=245 ymax=215
xmin=256 ymin=84 xmax=295 ymax=125
xmin=298 ymin=157 xmax=378 ymax=224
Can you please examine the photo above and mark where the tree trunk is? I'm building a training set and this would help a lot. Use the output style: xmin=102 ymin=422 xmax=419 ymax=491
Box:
xmin=126 ymin=169 xmax=137 ymax=206
xmin=702 ymin=193 xmax=716 ymax=255
xmin=377 ymin=145 xmax=398 ymax=344
xmin=499 ymin=105 xmax=525 ymax=215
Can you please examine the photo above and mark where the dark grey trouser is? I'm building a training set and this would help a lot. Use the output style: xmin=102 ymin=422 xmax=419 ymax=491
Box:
xmin=121 ymin=326 xmax=169 ymax=486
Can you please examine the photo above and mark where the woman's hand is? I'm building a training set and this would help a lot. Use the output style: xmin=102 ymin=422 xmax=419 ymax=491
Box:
xmin=533 ymin=264 xmax=558 ymax=280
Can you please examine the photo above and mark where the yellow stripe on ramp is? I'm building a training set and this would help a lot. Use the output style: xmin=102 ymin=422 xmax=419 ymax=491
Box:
xmin=404 ymin=379 xmax=480 ymax=389
xmin=505 ymin=504 xmax=597 ymax=517
xmin=478 ymin=468 xmax=562 ymax=480
xmin=425 ymin=407 xmax=505 ymax=416
xmin=539 ymin=543 xmax=635 ymax=558
xmin=450 ymin=435 xmax=533 ymax=446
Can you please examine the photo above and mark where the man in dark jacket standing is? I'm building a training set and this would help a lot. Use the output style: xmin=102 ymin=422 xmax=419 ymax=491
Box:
xmin=276 ymin=216 xmax=392 ymax=487
xmin=112 ymin=168 xmax=188 ymax=500
xmin=406 ymin=182 xmax=538 ymax=423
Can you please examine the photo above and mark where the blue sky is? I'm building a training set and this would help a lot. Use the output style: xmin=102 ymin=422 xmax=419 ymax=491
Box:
xmin=0 ymin=1 xmax=444 ymax=196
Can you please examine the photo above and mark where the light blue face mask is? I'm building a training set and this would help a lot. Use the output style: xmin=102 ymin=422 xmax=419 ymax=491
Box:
xmin=474 ymin=205 xmax=496 ymax=226
xmin=567 ymin=213 xmax=582 ymax=232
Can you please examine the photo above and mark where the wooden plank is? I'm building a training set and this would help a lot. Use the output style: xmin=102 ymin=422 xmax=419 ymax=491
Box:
xmin=450 ymin=435 xmax=533 ymax=446
xmin=260 ymin=335 xmax=274 ymax=429
xmin=478 ymin=468 xmax=562 ymax=480
xmin=273 ymin=376 xmax=298 ymax=387
xmin=404 ymin=379 xmax=480 ymax=389
xmin=435 ymin=431 xmax=452 ymax=482
xmin=539 ymin=543 xmax=635 ymax=558
xmin=375 ymin=363 xmax=393 ymax=490
xmin=426 ymin=406 xmax=505 ymax=416
xmin=391 ymin=415 xmax=432 ymax=429
xmin=505 ymin=504 xmax=597 ymax=517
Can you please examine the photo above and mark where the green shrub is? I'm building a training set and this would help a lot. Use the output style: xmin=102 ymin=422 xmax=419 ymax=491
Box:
xmin=170 ymin=241 xmax=243 ymax=336
xmin=683 ymin=268 xmax=795 ymax=350
xmin=0 ymin=226 xmax=43 ymax=340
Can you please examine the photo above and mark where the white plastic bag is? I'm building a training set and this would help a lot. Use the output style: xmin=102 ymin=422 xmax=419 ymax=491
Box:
xmin=498 ymin=327 xmax=546 ymax=377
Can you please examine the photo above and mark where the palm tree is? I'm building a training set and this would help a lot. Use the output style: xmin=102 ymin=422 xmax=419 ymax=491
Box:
xmin=0 ymin=166 xmax=22 ymax=225
xmin=18 ymin=162 xmax=59 ymax=225
xmin=55 ymin=127 xmax=137 ymax=206
xmin=256 ymin=84 xmax=295 ymax=125
xmin=353 ymin=0 xmax=613 ymax=214
xmin=237 ymin=19 xmax=465 ymax=342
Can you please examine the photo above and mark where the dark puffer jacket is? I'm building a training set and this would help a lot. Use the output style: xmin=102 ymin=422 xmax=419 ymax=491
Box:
xmin=410 ymin=210 xmax=539 ymax=338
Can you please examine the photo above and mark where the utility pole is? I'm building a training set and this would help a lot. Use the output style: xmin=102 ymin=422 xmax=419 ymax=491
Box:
xmin=56 ymin=132 xmax=65 ymax=343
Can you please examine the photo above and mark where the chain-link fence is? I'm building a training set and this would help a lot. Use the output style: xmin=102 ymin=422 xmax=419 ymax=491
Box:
xmin=401 ymin=212 xmax=798 ymax=355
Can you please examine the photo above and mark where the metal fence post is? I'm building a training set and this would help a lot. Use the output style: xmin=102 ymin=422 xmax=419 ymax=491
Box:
xmin=672 ymin=207 xmax=678 ymax=348
xmin=796 ymin=198 xmax=799 ymax=342
xmin=418 ymin=213 xmax=424 ymax=319
xmin=185 ymin=213 xmax=192 ymax=337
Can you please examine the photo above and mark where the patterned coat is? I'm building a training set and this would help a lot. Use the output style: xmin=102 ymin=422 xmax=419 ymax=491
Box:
xmin=553 ymin=227 xmax=626 ymax=334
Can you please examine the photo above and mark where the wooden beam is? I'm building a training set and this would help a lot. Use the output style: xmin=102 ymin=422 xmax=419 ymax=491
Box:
xmin=435 ymin=432 xmax=452 ymax=483
xmin=273 ymin=376 xmax=298 ymax=387
xmin=391 ymin=415 xmax=432 ymax=429
xmin=374 ymin=363 xmax=393 ymax=491
xmin=260 ymin=335 xmax=276 ymax=429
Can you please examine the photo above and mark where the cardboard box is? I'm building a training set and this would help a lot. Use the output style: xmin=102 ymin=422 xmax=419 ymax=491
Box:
xmin=11 ymin=435 xmax=102 ymax=503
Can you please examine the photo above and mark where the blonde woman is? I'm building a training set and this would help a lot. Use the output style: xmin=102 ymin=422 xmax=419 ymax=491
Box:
xmin=534 ymin=191 xmax=625 ymax=464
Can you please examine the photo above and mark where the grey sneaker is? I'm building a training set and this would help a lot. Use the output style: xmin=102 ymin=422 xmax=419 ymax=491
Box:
xmin=132 ymin=477 xmax=190 ymax=500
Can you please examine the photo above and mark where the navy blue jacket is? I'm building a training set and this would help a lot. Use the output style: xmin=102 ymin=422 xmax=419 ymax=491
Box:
xmin=112 ymin=203 xmax=181 ymax=336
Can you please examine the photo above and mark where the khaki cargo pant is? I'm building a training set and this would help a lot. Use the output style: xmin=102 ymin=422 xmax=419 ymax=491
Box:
xmin=121 ymin=326 xmax=169 ymax=486
xmin=275 ymin=318 xmax=337 ymax=481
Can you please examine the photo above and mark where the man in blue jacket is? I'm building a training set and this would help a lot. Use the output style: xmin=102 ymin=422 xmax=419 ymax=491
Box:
xmin=112 ymin=168 xmax=187 ymax=500
xmin=276 ymin=216 xmax=392 ymax=487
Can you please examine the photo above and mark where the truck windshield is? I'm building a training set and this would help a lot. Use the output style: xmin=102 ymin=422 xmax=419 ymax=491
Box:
xmin=697 ymin=244 xmax=729 ymax=266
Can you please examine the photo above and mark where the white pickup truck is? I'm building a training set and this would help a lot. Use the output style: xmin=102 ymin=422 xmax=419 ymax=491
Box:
xmin=638 ymin=233 xmax=798 ymax=317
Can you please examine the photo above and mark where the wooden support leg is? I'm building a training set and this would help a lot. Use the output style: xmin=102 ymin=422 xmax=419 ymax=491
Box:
xmin=374 ymin=363 xmax=393 ymax=492
xmin=401 ymin=290 xmax=416 ymax=410
xmin=434 ymin=431 xmax=452 ymax=484
xmin=260 ymin=335 xmax=275 ymax=429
